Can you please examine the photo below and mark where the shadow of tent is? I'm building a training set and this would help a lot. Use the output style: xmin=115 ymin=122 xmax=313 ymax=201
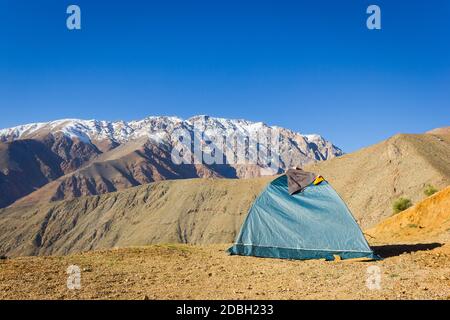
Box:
xmin=372 ymin=243 xmax=443 ymax=258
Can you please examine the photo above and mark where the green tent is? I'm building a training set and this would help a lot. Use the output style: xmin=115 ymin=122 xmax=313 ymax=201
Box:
xmin=228 ymin=169 xmax=377 ymax=261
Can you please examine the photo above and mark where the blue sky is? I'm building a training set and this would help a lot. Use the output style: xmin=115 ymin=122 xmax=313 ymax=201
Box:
xmin=1 ymin=1 xmax=449 ymax=152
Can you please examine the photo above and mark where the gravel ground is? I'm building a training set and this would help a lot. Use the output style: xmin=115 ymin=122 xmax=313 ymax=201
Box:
xmin=1 ymin=243 xmax=449 ymax=300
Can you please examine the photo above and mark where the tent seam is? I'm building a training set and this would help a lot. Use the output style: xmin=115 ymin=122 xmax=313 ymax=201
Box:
xmin=233 ymin=243 xmax=373 ymax=253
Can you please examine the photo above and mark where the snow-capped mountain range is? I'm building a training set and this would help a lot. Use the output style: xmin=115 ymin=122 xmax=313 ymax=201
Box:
xmin=0 ymin=115 xmax=343 ymax=164
xmin=0 ymin=115 xmax=343 ymax=208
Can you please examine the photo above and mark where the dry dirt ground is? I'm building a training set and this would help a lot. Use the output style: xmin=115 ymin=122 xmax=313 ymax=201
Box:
xmin=1 ymin=243 xmax=449 ymax=300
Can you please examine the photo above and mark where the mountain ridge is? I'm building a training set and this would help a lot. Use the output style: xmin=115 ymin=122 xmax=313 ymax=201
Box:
xmin=1 ymin=131 xmax=449 ymax=257
xmin=0 ymin=115 xmax=343 ymax=208
xmin=0 ymin=115 xmax=342 ymax=156
xmin=305 ymin=133 xmax=450 ymax=227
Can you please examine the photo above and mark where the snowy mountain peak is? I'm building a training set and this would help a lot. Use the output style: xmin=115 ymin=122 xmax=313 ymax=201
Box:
xmin=0 ymin=115 xmax=343 ymax=165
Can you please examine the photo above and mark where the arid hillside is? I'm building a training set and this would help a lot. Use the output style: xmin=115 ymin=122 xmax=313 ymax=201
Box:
xmin=10 ymin=139 xmax=231 ymax=207
xmin=367 ymin=186 xmax=450 ymax=243
xmin=0 ymin=177 xmax=272 ymax=257
xmin=0 ymin=133 xmax=101 ymax=208
xmin=306 ymin=133 xmax=450 ymax=227
xmin=1 ymin=115 xmax=343 ymax=208
xmin=1 ymin=132 xmax=450 ymax=300
xmin=427 ymin=126 xmax=450 ymax=135
xmin=1 ymin=133 xmax=449 ymax=258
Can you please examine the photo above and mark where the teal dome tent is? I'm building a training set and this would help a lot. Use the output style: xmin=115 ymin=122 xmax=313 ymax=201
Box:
xmin=228 ymin=168 xmax=378 ymax=261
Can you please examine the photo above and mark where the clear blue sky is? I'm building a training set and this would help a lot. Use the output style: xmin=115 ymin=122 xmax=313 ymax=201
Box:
xmin=1 ymin=1 xmax=449 ymax=152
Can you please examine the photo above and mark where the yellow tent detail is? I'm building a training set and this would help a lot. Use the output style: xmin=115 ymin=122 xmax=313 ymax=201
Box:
xmin=313 ymin=176 xmax=325 ymax=185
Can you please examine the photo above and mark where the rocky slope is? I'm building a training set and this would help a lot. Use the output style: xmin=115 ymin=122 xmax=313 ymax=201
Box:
xmin=11 ymin=140 xmax=229 ymax=206
xmin=0 ymin=115 xmax=343 ymax=165
xmin=0 ymin=177 xmax=273 ymax=257
xmin=367 ymin=186 xmax=450 ymax=243
xmin=306 ymin=133 xmax=450 ymax=227
xmin=427 ymin=126 xmax=450 ymax=136
xmin=0 ymin=133 xmax=101 ymax=208
xmin=0 ymin=115 xmax=342 ymax=208
xmin=0 ymin=131 xmax=449 ymax=257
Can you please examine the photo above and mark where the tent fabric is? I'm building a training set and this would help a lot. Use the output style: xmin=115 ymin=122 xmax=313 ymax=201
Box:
xmin=228 ymin=174 xmax=378 ymax=261
xmin=286 ymin=168 xmax=317 ymax=195
xmin=313 ymin=175 xmax=325 ymax=185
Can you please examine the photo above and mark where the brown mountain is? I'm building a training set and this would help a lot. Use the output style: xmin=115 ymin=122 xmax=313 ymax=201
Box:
xmin=426 ymin=126 xmax=450 ymax=136
xmin=0 ymin=177 xmax=273 ymax=257
xmin=0 ymin=133 xmax=101 ymax=208
xmin=10 ymin=138 xmax=265 ymax=207
xmin=0 ymin=116 xmax=343 ymax=208
xmin=0 ymin=131 xmax=449 ymax=257
xmin=306 ymin=133 xmax=450 ymax=227
xmin=366 ymin=185 xmax=450 ymax=243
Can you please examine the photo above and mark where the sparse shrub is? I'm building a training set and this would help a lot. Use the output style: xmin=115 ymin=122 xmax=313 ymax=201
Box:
xmin=424 ymin=184 xmax=438 ymax=197
xmin=392 ymin=197 xmax=412 ymax=214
